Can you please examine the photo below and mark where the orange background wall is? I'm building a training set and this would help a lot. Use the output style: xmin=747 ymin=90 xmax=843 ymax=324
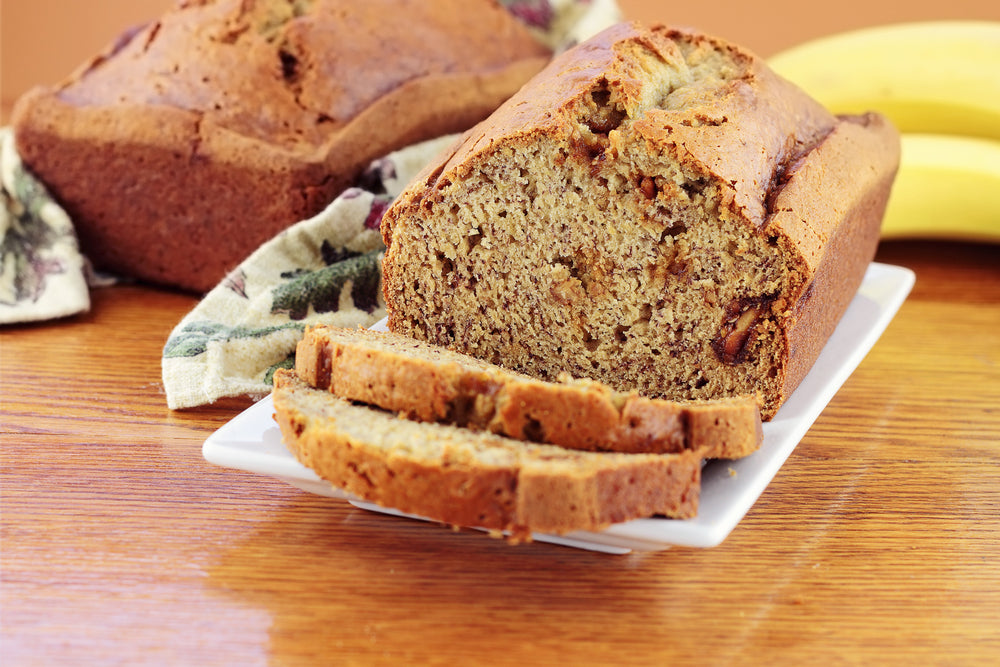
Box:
xmin=3 ymin=0 xmax=999 ymax=122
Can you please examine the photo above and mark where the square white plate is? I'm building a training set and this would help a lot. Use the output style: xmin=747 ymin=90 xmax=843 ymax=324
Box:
xmin=203 ymin=262 xmax=914 ymax=554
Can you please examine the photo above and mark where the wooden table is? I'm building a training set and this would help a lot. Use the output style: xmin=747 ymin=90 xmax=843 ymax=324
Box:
xmin=4 ymin=0 xmax=1000 ymax=662
xmin=3 ymin=239 xmax=998 ymax=664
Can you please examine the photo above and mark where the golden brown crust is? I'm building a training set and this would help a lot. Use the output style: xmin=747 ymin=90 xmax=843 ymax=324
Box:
xmin=295 ymin=325 xmax=762 ymax=458
xmin=766 ymin=113 xmax=900 ymax=397
xmin=272 ymin=368 xmax=701 ymax=538
xmin=380 ymin=22 xmax=900 ymax=419
xmin=11 ymin=0 xmax=550 ymax=292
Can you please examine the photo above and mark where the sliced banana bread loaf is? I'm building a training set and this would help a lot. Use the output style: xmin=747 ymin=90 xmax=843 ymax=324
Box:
xmin=272 ymin=369 xmax=701 ymax=540
xmin=380 ymin=22 xmax=900 ymax=419
xmin=295 ymin=324 xmax=762 ymax=458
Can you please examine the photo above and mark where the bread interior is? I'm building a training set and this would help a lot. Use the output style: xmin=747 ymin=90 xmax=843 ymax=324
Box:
xmin=391 ymin=36 xmax=797 ymax=407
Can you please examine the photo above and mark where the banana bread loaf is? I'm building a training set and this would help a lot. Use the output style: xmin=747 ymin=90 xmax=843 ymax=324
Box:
xmin=381 ymin=22 xmax=900 ymax=419
xmin=272 ymin=368 xmax=702 ymax=540
xmin=295 ymin=324 xmax=762 ymax=458
xmin=11 ymin=0 xmax=550 ymax=292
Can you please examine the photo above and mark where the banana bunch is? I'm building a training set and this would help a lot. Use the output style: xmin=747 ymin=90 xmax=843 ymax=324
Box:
xmin=768 ymin=21 xmax=1000 ymax=244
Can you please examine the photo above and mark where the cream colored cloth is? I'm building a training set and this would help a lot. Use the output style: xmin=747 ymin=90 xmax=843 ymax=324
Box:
xmin=0 ymin=127 xmax=91 ymax=323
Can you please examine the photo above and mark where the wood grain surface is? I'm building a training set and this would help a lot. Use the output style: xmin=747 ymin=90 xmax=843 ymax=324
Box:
xmin=3 ymin=1 xmax=1000 ymax=664
xmin=3 ymin=240 xmax=998 ymax=665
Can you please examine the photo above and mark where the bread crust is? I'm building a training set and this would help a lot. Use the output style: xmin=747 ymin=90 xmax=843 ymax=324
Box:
xmin=295 ymin=325 xmax=762 ymax=458
xmin=766 ymin=113 xmax=899 ymax=395
xmin=272 ymin=369 xmax=701 ymax=539
xmin=11 ymin=0 xmax=550 ymax=292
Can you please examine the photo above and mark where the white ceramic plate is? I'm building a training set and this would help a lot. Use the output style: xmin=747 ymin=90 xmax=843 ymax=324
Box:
xmin=203 ymin=262 xmax=914 ymax=554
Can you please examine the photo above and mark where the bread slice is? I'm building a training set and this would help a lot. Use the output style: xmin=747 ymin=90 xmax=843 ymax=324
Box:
xmin=272 ymin=369 xmax=701 ymax=539
xmin=295 ymin=325 xmax=762 ymax=458
xmin=380 ymin=22 xmax=900 ymax=419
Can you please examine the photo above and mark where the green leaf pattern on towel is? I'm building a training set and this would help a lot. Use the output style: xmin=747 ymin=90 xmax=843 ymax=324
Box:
xmin=263 ymin=353 xmax=296 ymax=386
xmin=270 ymin=249 xmax=383 ymax=320
xmin=162 ymin=320 xmax=306 ymax=359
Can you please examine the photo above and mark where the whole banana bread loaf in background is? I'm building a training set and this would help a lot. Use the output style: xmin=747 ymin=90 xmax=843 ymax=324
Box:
xmin=381 ymin=22 xmax=900 ymax=419
xmin=11 ymin=0 xmax=550 ymax=293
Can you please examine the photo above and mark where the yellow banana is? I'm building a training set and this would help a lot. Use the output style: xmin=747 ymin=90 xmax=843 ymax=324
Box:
xmin=881 ymin=134 xmax=1000 ymax=242
xmin=768 ymin=21 xmax=1000 ymax=141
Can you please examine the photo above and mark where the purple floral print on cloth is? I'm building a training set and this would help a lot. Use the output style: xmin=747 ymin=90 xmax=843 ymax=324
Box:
xmin=503 ymin=0 xmax=557 ymax=31
xmin=0 ymin=128 xmax=90 ymax=323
